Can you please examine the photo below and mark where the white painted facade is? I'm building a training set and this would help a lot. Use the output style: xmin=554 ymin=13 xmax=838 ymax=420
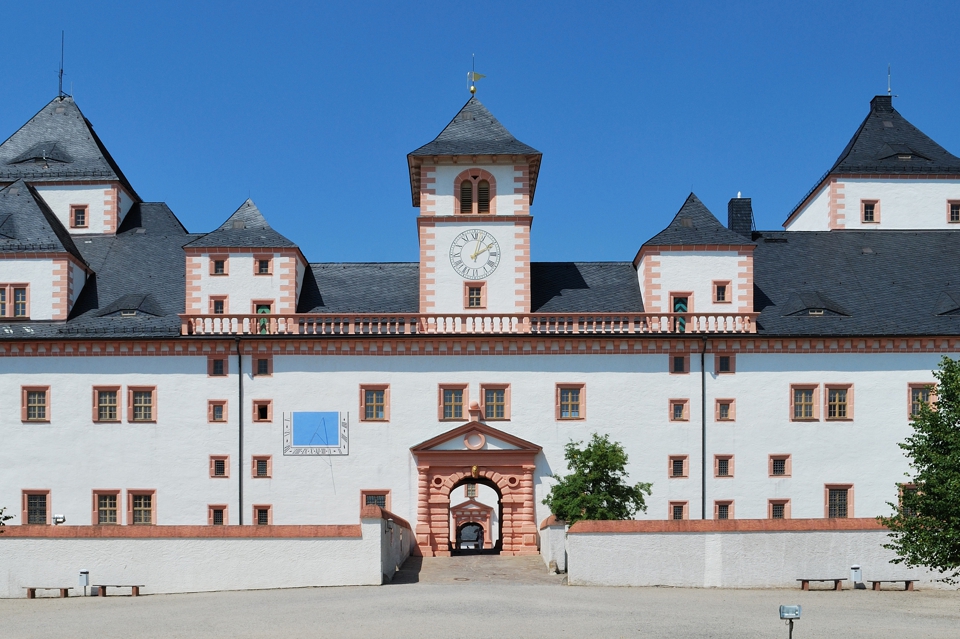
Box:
xmin=33 ymin=184 xmax=132 ymax=235
xmin=641 ymin=251 xmax=748 ymax=313
xmin=191 ymin=252 xmax=302 ymax=315
xmin=0 ymin=258 xmax=58 ymax=320
xmin=429 ymin=164 xmax=524 ymax=217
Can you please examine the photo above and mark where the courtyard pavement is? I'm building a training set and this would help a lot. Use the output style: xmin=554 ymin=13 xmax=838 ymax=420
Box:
xmin=2 ymin=555 xmax=959 ymax=638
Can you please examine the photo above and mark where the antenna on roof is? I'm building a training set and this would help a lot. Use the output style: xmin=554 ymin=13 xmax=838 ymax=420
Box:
xmin=467 ymin=54 xmax=485 ymax=95
xmin=887 ymin=63 xmax=891 ymax=96
xmin=58 ymin=31 xmax=65 ymax=98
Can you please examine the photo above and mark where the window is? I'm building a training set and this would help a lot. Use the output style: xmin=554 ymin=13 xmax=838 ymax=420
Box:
xmin=900 ymin=484 xmax=919 ymax=517
xmin=713 ymin=281 xmax=731 ymax=304
xmin=94 ymin=491 xmax=121 ymax=525
xmin=459 ymin=180 xmax=473 ymax=213
xmin=910 ymin=384 xmax=935 ymax=417
xmin=715 ymin=354 xmax=735 ymax=374
xmin=669 ymin=455 xmax=688 ymax=478
xmin=208 ymin=355 xmax=228 ymax=377
xmin=949 ymin=201 xmax=960 ymax=223
xmin=255 ymin=257 xmax=273 ymax=275
xmin=825 ymin=384 xmax=853 ymax=420
xmin=208 ymin=505 xmax=228 ymax=525
xmin=211 ymin=257 xmax=227 ymax=275
xmin=715 ymin=455 xmax=734 ymax=478
xmin=71 ymin=205 xmax=88 ymax=228
xmin=464 ymin=282 xmax=487 ymax=309
xmin=715 ymin=399 xmax=735 ymax=422
xmin=129 ymin=491 xmax=155 ymax=525
xmin=90 ymin=387 xmax=120 ymax=422
xmin=556 ymin=384 xmax=585 ymax=420
xmin=254 ymin=505 xmax=272 ymax=525
xmin=361 ymin=490 xmax=392 ymax=512
xmin=210 ymin=455 xmax=230 ymax=478
xmin=21 ymin=386 xmax=49 ymax=422
xmin=769 ymin=500 xmax=791 ymax=520
xmin=128 ymin=387 xmax=156 ymax=422
xmin=22 ymin=491 xmax=50 ymax=525
xmin=769 ymin=455 xmax=792 ymax=477
xmin=211 ymin=297 xmax=226 ymax=314
xmin=826 ymin=485 xmax=853 ymax=518
xmin=465 ymin=484 xmax=477 ymax=498
xmin=208 ymin=400 xmax=227 ymax=423
xmin=714 ymin=501 xmax=733 ymax=520
xmin=0 ymin=284 xmax=30 ymax=318
xmin=252 ymin=456 xmax=272 ymax=478
xmin=253 ymin=400 xmax=272 ymax=422
xmin=481 ymin=385 xmax=510 ymax=420
xmin=359 ymin=384 xmax=389 ymax=421
xmin=790 ymin=385 xmax=819 ymax=421
xmin=671 ymin=293 xmax=691 ymax=333
xmin=670 ymin=354 xmax=689 ymax=374
xmin=439 ymin=385 xmax=467 ymax=420
xmin=477 ymin=180 xmax=490 ymax=213
xmin=861 ymin=200 xmax=879 ymax=223
xmin=254 ymin=356 xmax=272 ymax=376
xmin=669 ymin=502 xmax=688 ymax=520
xmin=669 ymin=399 xmax=689 ymax=422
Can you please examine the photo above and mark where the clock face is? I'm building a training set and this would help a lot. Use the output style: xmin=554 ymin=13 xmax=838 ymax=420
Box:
xmin=449 ymin=229 xmax=501 ymax=280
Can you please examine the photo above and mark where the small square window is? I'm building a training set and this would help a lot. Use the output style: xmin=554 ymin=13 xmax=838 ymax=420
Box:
xmin=669 ymin=399 xmax=689 ymax=422
xmin=669 ymin=502 xmax=688 ymax=520
xmin=825 ymin=385 xmax=853 ymax=420
xmin=252 ymin=456 xmax=272 ymax=479
xmin=130 ymin=493 xmax=154 ymax=525
xmin=213 ymin=509 xmax=224 ymax=525
xmin=770 ymin=500 xmax=790 ymax=520
xmin=254 ymin=505 xmax=272 ymax=525
xmin=255 ymin=358 xmax=271 ymax=376
xmin=253 ymin=400 xmax=272 ymax=422
xmin=791 ymin=385 xmax=819 ymax=421
xmin=468 ymin=287 xmax=482 ymax=307
xmin=556 ymin=384 xmax=585 ymax=420
xmin=94 ymin=491 xmax=120 ymax=525
xmin=669 ymin=455 xmax=688 ymax=478
xmin=861 ymin=200 xmax=879 ymax=223
xmin=71 ymin=205 xmax=88 ymax=228
xmin=360 ymin=384 xmax=390 ymax=422
xmin=209 ymin=505 xmax=227 ymax=526
xmin=770 ymin=455 xmax=792 ymax=477
xmin=212 ymin=299 xmax=225 ymax=314
xmin=209 ymin=455 xmax=229 ymax=478
xmin=212 ymin=259 xmax=226 ymax=275
xmin=713 ymin=281 xmax=731 ymax=304
xmin=257 ymin=259 xmax=271 ymax=275
xmin=715 ymin=501 xmax=733 ymax=520
xmin=715 ymin=399 xmax=735 ymax=422
xmin=715 ymin=354 xmax=735 ymax=374
xmin=465 ymin=484 xmax=477 ymax=498
xmin=209 ymin=401 xmax=227 ymax=423
xmin=949 ymin=201 xmax=960 ymax=223
xmin=463 ymin=282 xmax=487 ymax=309
xmin=209 ymin=356 xmax=228 ymax=377
xmin=94 ymin=387 xmax=120 ymax=422
xmin=715 ymin=455 xmax=734 ymax=478
xmin=361 ymin=490 xmax=392 ymax=512
xmin=129 ymin=387 xmax=156 ymax=422
xmin=672 ymin=356 xmax=687 ymax=374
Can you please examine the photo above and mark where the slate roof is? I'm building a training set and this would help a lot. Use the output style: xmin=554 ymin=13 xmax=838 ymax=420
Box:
xmin=0 ymin=97 xmax=140 ymax=199
xmin=643 ymin=193 xmax=756 ymax=247
xmin=531 ymin=262 xmax=643 ymax=313
xmin=753 ymin=230 xmax=960 ymax=336
xmin=0 ymin=179 xmax=86 ymax=263
xmin=409 ymin=97 xmax=540 ymax=158
xmin=184 ymin=199 xmax=297 ymax=249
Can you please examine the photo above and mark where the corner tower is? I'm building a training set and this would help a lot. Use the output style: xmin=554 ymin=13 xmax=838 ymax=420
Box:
xmin=407 ymin=97 xmax=542 ymax=314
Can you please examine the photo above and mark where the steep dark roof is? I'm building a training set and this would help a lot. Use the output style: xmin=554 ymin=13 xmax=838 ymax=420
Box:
xmin=184 ymin=199 xmax=297 ymax=249
xmin=0 ymin=179 xmax=86 ymax=263
xmin=643 ymin=193 xmax=756 ymax=247
xmin=0 ymin=97 xmax=140 ymax=199
xmin=753 ymin=230 xmax=960 ymax=336
xmin=299 ymin=263 xmax=420 ymax=313
xmin=531 ymin=262 xmax=643 ymax=313
xmin=409 ymin=97 xmax=540 ymax=158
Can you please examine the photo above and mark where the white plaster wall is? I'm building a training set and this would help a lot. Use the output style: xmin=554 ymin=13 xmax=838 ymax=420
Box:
xmin=429 ymin=221 xmax=523 ymax=314
xmin=0 ymin=259 xmax=56 ymax=320
xmin=379 ymin=517 xmax=413 ymax=582
xmin=566 ymin=529 xmax=947 ymax=588
xmin=430 ymin=164 xmax=524 ymax=217
xmin=784 ymin=186 xmax=831 ymax=231
xmin=540 ymin=523 xmax=567 ymax=572
xmin=0 ymin=521 xmax=383 ymax=597
xmin=199 ymin=253 xmax=289 ymax=314
xmin=650 ymin=252 xmax=745 ymax=313
xmin=34 ymin=185 xmax=109 ymax=235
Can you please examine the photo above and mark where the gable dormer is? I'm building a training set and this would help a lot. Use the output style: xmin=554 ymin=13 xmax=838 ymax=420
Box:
xmin=0 ymin=96 xmax=141 ymax=235
xmin=785 ymin=95 xmax=960 ymax=230
xmin=634 ymin=193 xmax=755 ymax=315
xmin=183 ymin=199 xmax=307 ymax=316
xmin=0 ymin=180 xmax=90 ymax=321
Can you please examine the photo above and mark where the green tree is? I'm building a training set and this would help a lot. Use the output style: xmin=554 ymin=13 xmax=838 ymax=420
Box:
xmin=0 ymin=506 xmax=12 ymax=532
xmin=879 ymin=356 xmax=960 ymax=583
xmin=543 ymin=433 xmax=652 ymax=524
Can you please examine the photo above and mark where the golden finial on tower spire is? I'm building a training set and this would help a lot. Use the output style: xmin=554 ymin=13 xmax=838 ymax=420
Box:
xmin=468 ymin=54 xmax=485 ymax=95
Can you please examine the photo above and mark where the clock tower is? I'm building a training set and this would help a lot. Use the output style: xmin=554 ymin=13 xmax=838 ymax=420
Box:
xmin=407 ymin=97 xmax=542 ymax=315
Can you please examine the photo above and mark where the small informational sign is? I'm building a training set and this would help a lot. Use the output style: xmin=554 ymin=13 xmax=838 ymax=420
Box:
xmin=283 ymin=412 xmax=349 ymax=456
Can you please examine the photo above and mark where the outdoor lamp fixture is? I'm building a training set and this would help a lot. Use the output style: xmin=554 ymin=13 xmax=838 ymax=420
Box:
xmin=779 ymin=605 xmax=801 ymax=639
xmin=52 ymin=514 xmax=66 ymax=525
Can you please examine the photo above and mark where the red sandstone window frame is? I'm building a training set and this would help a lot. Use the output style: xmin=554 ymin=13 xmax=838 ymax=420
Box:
xmin=824 ymin=384 xmax=854 ymax=421
xmin=208 ymin=354 xmax=229 ymax=377
xmin=768 ymin=499 xmax=791 ymax=520
xmin=463 ymin=281 xmax=487 ymax=310
xmin=127 ymin=386 xmax=157 ymax=423
xmin=209 ymin=295 xmax=228 ymax=315
xmin=21 ymin=489 xmax=51 ymax=525
xmin=948 ymin=200 xmax=960 ymax=224
xmin=860 ymin=199 xmax=880 ymax=224
xmin=669 ymin=501 xmax=689 ymax=520
xmin=127 ymin=489 xmax=157 ymax=525
xmin=0 ymin=283 xmax=30 ymax=319
xmin=715 ymin=398 xmax=736 ymax=422
xmin=252 ymin=455 xmax=273 ymax=479
xmin=669 ymin=398 xmax=689 ymax=422
xmin=252 ymin=399 xmax=273 ymax=423
xmin=252 ymin=354 xmax=273 ymax=377
xmin=714 ymin=354 xmax=736 ymax=374
xmin=208 ymin=504 xmax=229 ymax=525
xmin=714 ymin=455 xmax=734 ymax=478
xmin=251 ymin=299 xmax=275 ymax=314
xmin=556 ymin=383 xmax=586 ymax=420
xmin=669 ymin=354 xmax=690 ymax=375
xmin=360 ymin=489 xmax=392 ymax=512
xmin=438 ymin=384 xmax=469 ymax=421
xmin=359 ymin=384 xmax=390 ymax=422
xmin=70 ymin=204 xmax=89 ymax=229
xmin=92 ymin=386 xmax=121 ymax=423
xmin=790 ymin=384 xmax=820 ymax=421
xmin=92 ymin=489 xmax=122 ymax=525
xmin=254 ymin=255 xmax=274 ymax=276
xmin=480 ymin=384 xmax=511 ymax=421
xmin=908 ymin=383 xmax=936 ymax=418
xmin=769 ymin=454 xmax=792 ymax=477
xmin=21 ymin=385 xmax=50 ymax=422
xmin=209 ymin=455 xmax=230 ymax=478
xmin=668 ymin=455 xmax=689 ymax=479
xmin=825 ymin=484 xmax=854 ymax=518
xmin=453 ymin=169 xmax=497 ymax=216
xmin=714 ymin=500 xmax=734 ymax=520
xmin=712 ymin=281 xmax=732 ymax=304
xmin=253 ymin=504 xmax=273 ymax=525
xmin=208 ymin=400 xmax=228 ymax=423
xmin=209 ymin=256 xmax=229 ymax=276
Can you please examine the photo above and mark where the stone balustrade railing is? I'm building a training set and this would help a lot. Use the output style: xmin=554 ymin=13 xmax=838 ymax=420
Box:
xmin=179 ymin=312 xmax=758 ymax=336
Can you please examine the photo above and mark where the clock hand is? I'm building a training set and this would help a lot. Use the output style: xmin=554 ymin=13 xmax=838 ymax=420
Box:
xmin=470 ymin=242 xmax=495 ymax=261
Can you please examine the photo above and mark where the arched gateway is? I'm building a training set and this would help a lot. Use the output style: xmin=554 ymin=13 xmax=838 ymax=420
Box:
xmin=411 ymin=421 xmax=541 ymax=557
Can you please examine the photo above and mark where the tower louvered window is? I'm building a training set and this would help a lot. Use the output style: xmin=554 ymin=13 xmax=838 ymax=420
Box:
xmin=460 ymin=181 xmax=473 ymax=213
xmin=477 ymin=180 xmax=490 ymax=213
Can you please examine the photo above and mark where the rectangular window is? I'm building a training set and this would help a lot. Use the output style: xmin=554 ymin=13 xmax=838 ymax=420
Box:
xmin=131 ymin=493 xmax=153 ymax=525
xmin=770 ymin=455 xmax=791 ymax=477
xmin=861 ymin=200 xmax=879 ymax=223
xmin=252 ymin=456 xmax=272 ymax=479
xmin=361 ymin=490 xmax=392 ymax=512
xmin=93 ymin=387 xmax=120 ymax=422
xmin=950 ymin=201 xmax=960 ymax=223
xmin=910 ymin=384 xmax=934 ymax=417
xmin=22 ymin=387 xmax=49 ymax=422
xmin=439 ymin=385 xmax=467 ymax=420
xmin=210 ymin=455 xmax=229 ymax=478
xmin=465 ymin=484 xmax=477 ymax=498
xmin=826 ymin=385 xmax=853 ymax=420
xmin=129 ymin=388 xmax=155 ymax=422
xmin=791 ymin=385 xmax=819 ymax=421
xmin=360 ymin=385 xmax=390 ymax=422
xmin=214 ymin=509 xmax=224 ymax=525
xmin=256 ymin=459 xmax=268 ymax=477
xmin=713 ymin=281 xmax=731 ymax=304
xmin=468 ymin=287 xmax=482 ymax=307
xmin=254 ymin=505 xmax=272 ymax=525
xmin=715 ymin=399 xmax=735 ymax=422
xmin=671 ymin=294 xmax=690 ymax=333
xmin=482 ymin=385 xmax=510 ymax=420
xmin=715 ymin=354 xmax=735 ymax=374
xmin=97 ymin=493 xmax=119 ymax=525
xmin=0 ymin=285 xmax=28 ymax=318
xmin=253 ymin=400 xmax=272 ymax=422
xmin=671 ymin=355 xmax=689 ymax=374
xmin=13 ymin=287 xmax=26 ymax=317
xmin=715 ymin=455 xmax=733 ymax=478
xmin=0 ymin=288 xmax=4 ymax=316
xmin=462 ymin=282 xmax=486 ymax=309
xmin=256 ymin=358 xmax=270 ymax=376
xmin=669 ymin=502 xmax=688 ymax=520
xmin=209 ymin=505 xmax=227 ymax=526
xmin=212 ymin=298 xmax=225 ymax=314
xmin=208 ymin=400 xmax=227 ymax=423
xmin=256 ymin=258 xmax=272 ymax=275
xmin=557 ymin=384 xmax=585 ymax=420
xmin=828 ymin=488 xmax=849 ymax=518
xmin=211 ymin=258 xmax=227 ymax=275
xmin=715 ymin=501 xmax=733 ymax=520
xmin=669 ymin=455 xmax=688 ymax=478
xmin=25 ymin=492 xmax=48 ymax=525
xmin=670 ymin=399 xmax=689 ymax=422
xmin=769 ymin=500 xmax=790 ymax=520
xmin=208 ymin=356 xmax=228 ymax=377
xmin=71 ymin=205 xmax=88 ymax=228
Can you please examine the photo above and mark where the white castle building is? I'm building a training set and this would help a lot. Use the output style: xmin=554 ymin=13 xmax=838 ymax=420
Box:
xmin=2 ymin=91 xmax=958 ymax=560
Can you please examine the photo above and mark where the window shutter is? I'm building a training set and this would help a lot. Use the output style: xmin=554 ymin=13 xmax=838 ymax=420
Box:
xmin=477 ymin=180 xmax=490 ymax=213
xmin=460 ymin=181 xmax=473 ymax=213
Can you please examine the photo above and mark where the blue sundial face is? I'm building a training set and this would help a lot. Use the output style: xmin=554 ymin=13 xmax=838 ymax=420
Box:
xmin=449 ymin=229 xmax=500 ymax=280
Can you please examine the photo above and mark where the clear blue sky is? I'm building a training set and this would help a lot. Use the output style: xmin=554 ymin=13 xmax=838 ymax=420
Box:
xmin=3 ymin=1 xmax=959 ymax=263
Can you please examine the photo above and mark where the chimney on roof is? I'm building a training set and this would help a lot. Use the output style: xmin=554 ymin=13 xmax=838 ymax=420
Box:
xmin=871 ymin=95 xmax=894 ymax=113
xmin=728 ymin=196 xmax=754 ymax=238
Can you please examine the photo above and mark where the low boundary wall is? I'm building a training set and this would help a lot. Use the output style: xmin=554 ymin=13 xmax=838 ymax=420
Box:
xmin=0 ymin=506 xmax=412 ymax=597
xmin=566 ymin=518 xmax=948 ymax=589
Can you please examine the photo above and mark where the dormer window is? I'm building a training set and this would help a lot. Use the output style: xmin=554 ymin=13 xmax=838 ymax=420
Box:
xmin=71 ymin=205 xmax=87 ymax=229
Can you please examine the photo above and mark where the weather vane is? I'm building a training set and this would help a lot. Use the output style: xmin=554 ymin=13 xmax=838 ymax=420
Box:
xmin=468 ymin=53 xmax=485 ymax=94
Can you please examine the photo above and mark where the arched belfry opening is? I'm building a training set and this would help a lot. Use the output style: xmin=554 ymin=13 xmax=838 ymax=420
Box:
xmin=410 ymin=422 xmax=541 ymax=557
